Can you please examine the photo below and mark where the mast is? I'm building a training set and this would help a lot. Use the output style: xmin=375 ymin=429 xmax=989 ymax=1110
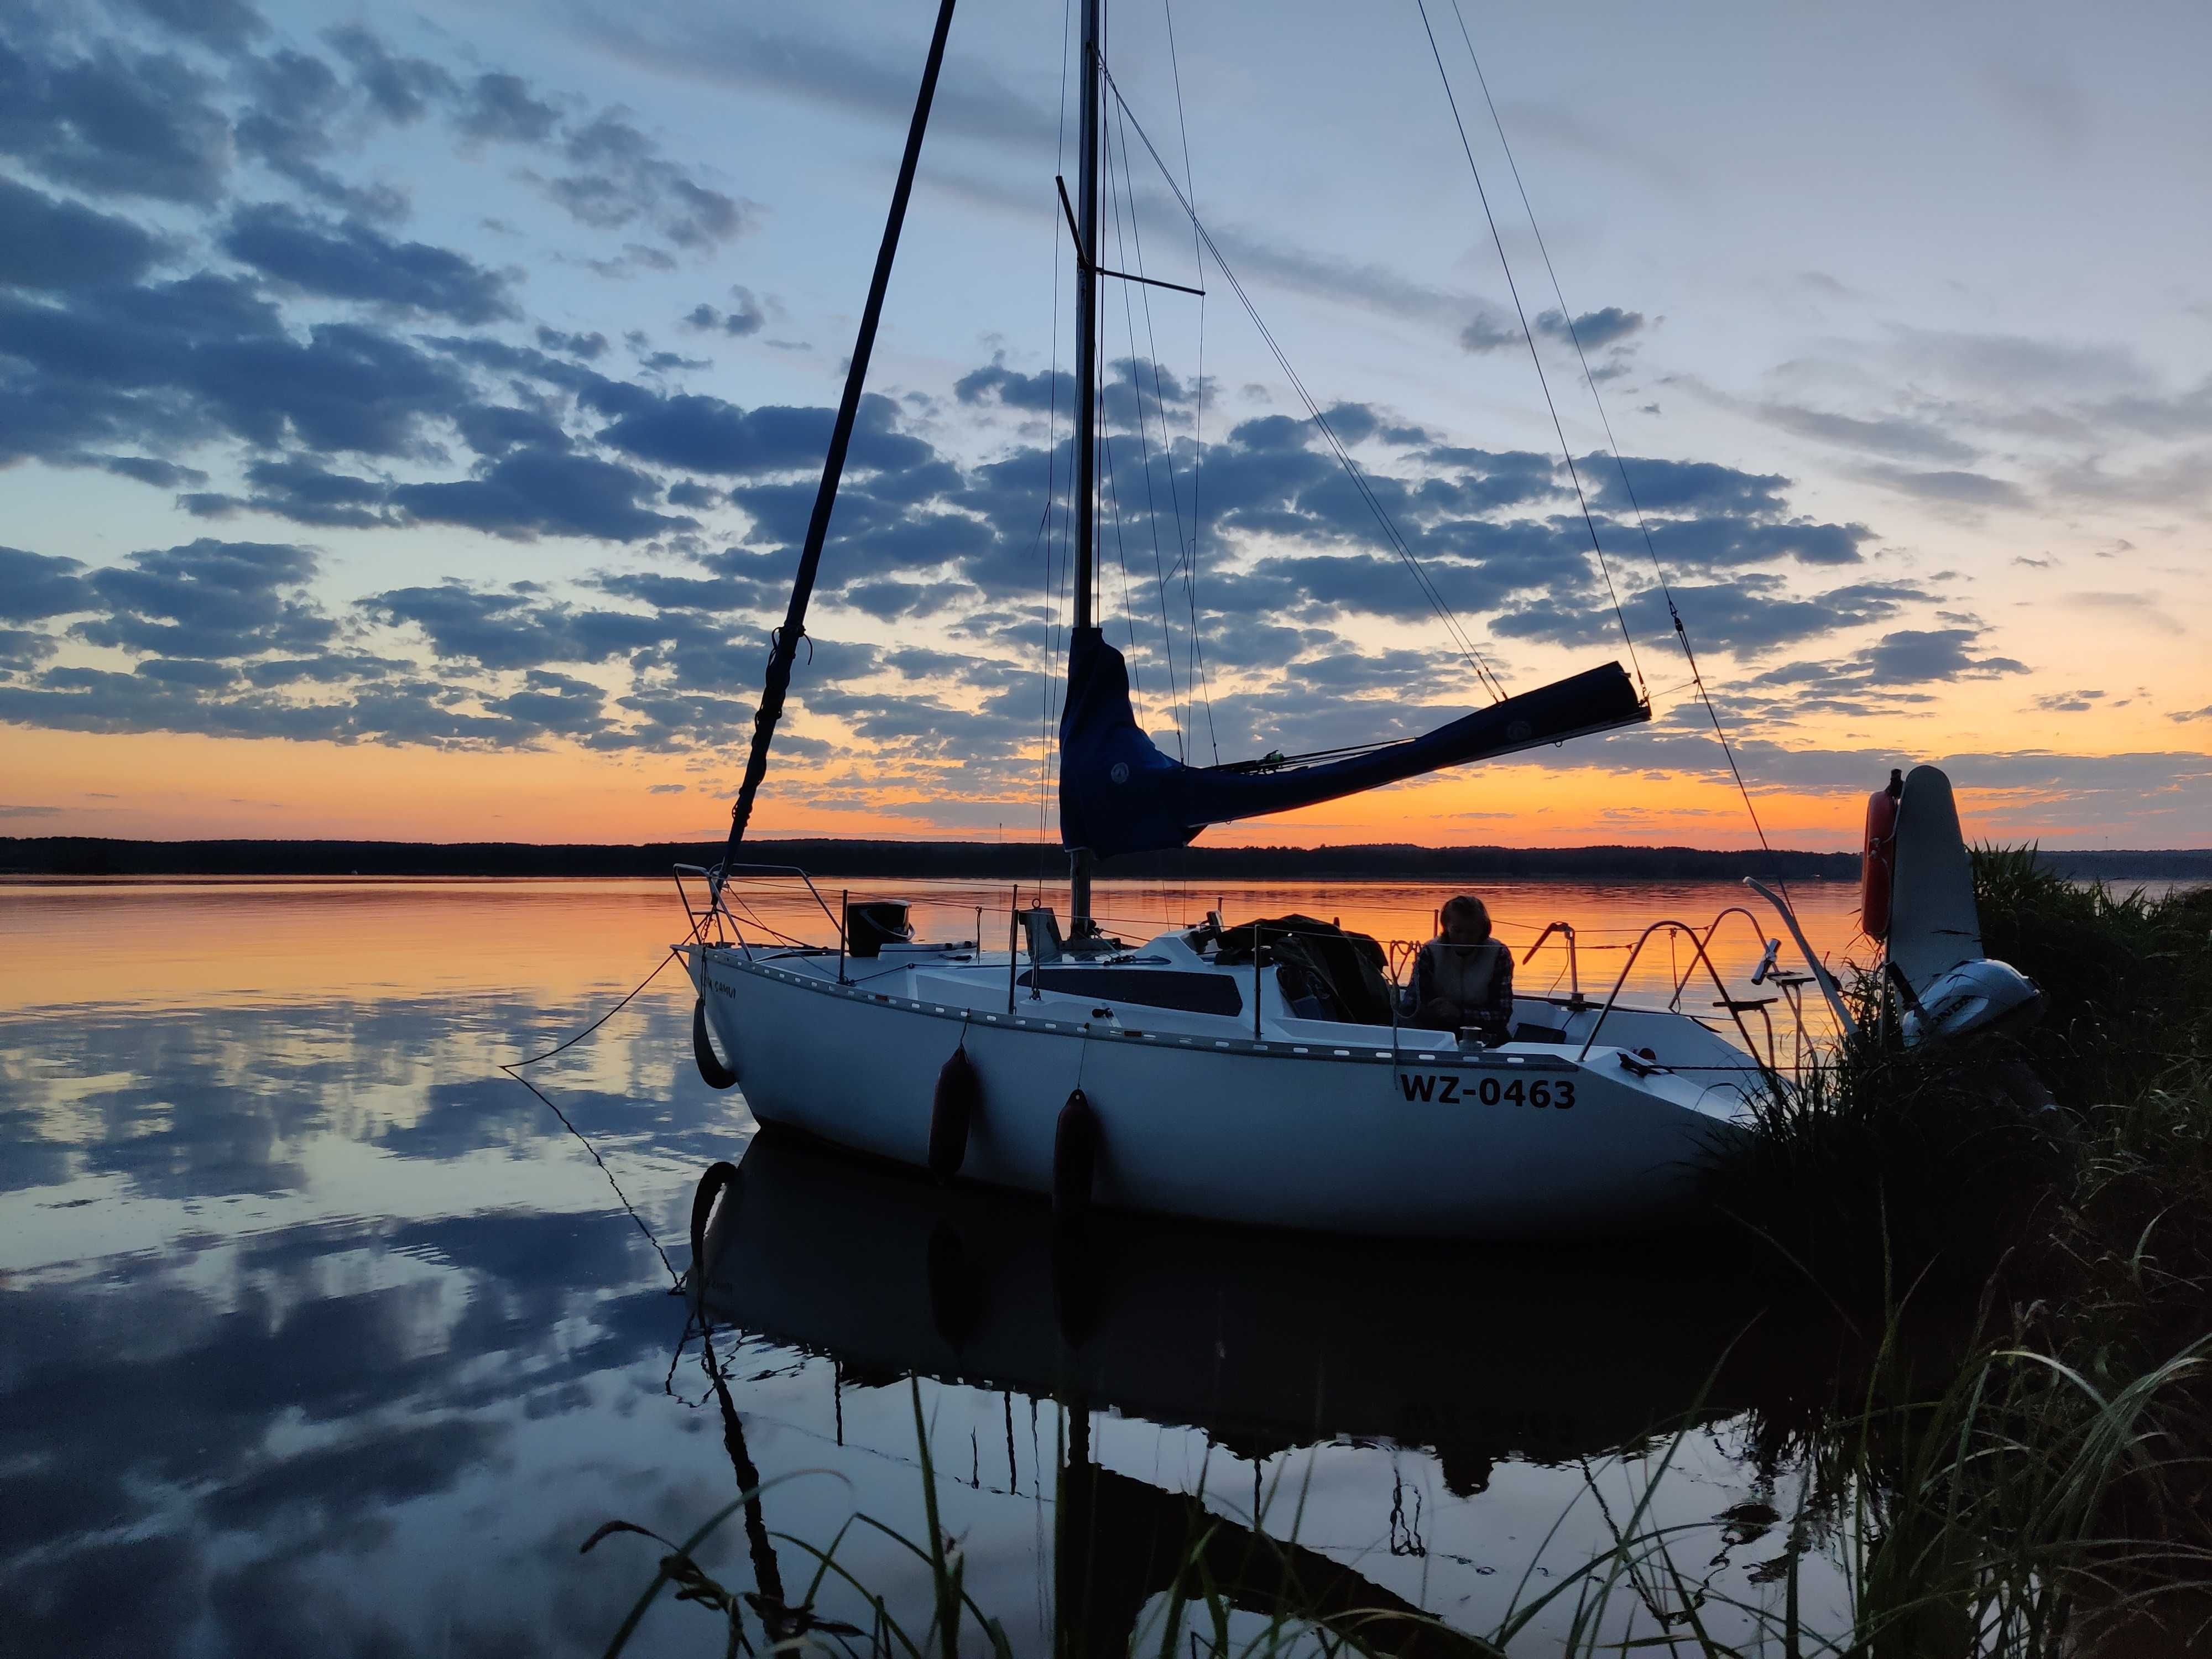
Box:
xmin=713 ymin=0 xmax=958 ymax=881
xmin=1068 ymin=0 xmax=1103 ymax=935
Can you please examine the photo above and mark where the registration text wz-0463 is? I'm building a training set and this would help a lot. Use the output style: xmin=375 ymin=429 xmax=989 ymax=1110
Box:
xmin=1397 ymin=1073 xmax=1575 ymax=1108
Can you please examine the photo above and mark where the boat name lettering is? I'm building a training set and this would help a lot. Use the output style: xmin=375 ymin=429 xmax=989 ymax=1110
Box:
xmin=1397 ymin=1072 xmax=1575 ymax=1109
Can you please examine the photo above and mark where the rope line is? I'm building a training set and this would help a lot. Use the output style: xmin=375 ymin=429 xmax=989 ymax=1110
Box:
xmin=1442 ymin=0 xmax=1785 ymax=877
xmin=502 ymin=947 xmax=685 ymax=1284
xmin=1099 ymin=61 xmax=1509 ymax=705
xmin=1162 ymin=0 xmax=1219 ymax=763
xmin=1412 ymin=0 xmax=1642 ymax=696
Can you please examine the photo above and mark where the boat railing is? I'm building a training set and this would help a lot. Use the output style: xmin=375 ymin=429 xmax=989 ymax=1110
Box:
xmin=1576 ymin=919 xmax=1791 ymax=1089
xmin=1520 ymin=921 xmax=1587 ymax=1007
xmin=673 ymin=862 xmax=846 ymax=958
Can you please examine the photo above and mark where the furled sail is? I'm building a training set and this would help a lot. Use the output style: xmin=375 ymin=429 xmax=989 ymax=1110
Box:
xmin=1059 ymin=627 xmax=1650 ymax=860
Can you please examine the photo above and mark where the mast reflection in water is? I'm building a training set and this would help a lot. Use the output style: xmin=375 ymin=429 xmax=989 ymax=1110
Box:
xmin=679 ymin=1131 xmax=1838 ymax=1653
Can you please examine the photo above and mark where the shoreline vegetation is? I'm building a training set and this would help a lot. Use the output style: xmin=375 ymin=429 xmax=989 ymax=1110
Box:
xmin=597 ymin=847 xmax=2212 ymax=1655
xmin=6 ymin=834 xmax=2209 ymax=882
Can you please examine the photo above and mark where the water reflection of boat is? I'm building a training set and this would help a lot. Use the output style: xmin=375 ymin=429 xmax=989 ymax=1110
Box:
xmin=693 ymin=1131 xmax=1808 ymax=1490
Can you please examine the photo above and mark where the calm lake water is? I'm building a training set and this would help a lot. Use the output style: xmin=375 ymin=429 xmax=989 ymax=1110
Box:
xmin=2 ymin=875 xmax=1887 ymax=1655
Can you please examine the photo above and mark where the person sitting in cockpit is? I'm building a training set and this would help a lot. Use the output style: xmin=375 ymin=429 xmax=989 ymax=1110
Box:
xmin=1407 ymin=894 xmax=1514 ymax=1042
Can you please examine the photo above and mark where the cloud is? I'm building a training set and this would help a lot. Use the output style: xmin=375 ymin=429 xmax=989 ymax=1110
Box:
xmin=124 ymin=0 xmax=269 ymax=51
xmin=323 ymin=24 xmax=456 ymax=124
xmin=536 ymin=111 xmax=749 ymax=250
xmin=0 ymin=33 xmax=234 ymax=204
xmin=232 ymin=45 xmax=404 ymax=220
xmin=1856 ymin=465 xmax=2031 ymax=511
xmin=389 ymin=448 xmax=695 ymax=541
xmin=1758 ymin=403 xmax=1979 ymax=466
xmin=1536 ymin=306 xmax=1644 ymax=349
xmin=956 ymin=359 xmax=1074 ymax=413
xmin=221 ymin=202 xmax=517 ymax=322
xmin=2056 ymin=591 xmax=2188 ymax=637
xmin=0 ymin=175 xmax=164 ymax=289
xmin=594 ymin=389 xmax=928 ymax=477
xmin=1587 ymin=455 xmax=1788 ymax=517
xmin=456 ymin=71 xmax=560 ymax=144
xmin=1458 ymin=313 xmax=1520 ymax=354
xmin=1861 ymin=627 xmax=2028 ymax=682
xmin=0 ymin=273 xmax=476 ymax=465
xmin=2032 ymin=688 xmax=2104 ymax=714
xmin=534 ymin=325 xmax=607 ymax=359
xmin=679 ymin=286 xmax=765 ymax=337
xmin=72 ymin=537 xmax=331 ymax=660
xmin=0 ymin=547 xmax=95 ymax=622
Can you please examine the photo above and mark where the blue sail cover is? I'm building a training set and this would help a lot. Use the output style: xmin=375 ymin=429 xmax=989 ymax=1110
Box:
xmin=1059 ymin=627 xmax=1650 ymax=860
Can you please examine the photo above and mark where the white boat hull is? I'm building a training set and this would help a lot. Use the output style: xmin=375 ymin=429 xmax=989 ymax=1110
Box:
xmin=688 ymin=941 xmax=1762 ymax=1239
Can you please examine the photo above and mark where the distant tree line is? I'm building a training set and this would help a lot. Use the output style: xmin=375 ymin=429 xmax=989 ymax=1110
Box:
xmin=18 ymin=834 xmax=2185 ymax=881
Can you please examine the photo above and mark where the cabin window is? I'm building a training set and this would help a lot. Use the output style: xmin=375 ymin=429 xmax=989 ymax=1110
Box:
xmin=1017 ymin=968 xmax=1244 ymax=1016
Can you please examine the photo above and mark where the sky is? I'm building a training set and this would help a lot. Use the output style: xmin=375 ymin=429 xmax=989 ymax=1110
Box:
xmin=1 ymin=0 xmax=2208 ymax=852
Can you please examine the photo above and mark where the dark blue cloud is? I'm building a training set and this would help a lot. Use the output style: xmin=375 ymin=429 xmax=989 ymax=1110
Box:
xmin=1537 ymin=306 xmax=1645 ymax=349
xmin=1495 ymin=575 xmax=1931 ymax=659
xmin=533 ymin=325 xmax=608 ymax=360
xmin=184 ymin=457 xmax=395 ymax=528
xmin=0 ymin=274 xmax=474 ymax=463
xmin=74 ymin=538 xmax=332 ymax=659
xmin=1586 ymin=455 xmax=1790 ymax=517
xmin=323 ymin=25 xmax=456 ymax=124
xmin=544 ymin=112 xmax=747 ymax=249
xmin=124 ymin=0 xmax=270 ymax=51
xmin=594 ymin=389 xmax=927 ymax=476
xmin=222 ymin=202 xmax=515 ymax=322
xmin=371 ymin=581 xmax=677 ymax=672
xmin=388 ymin=447 xmax=694 ymax=541
xmin=0 ymin=176 xmax=163 ymax=289
xmin=0 ymin=33 xmax=232 ymax=204
xmin=232 ymin=47 xmax=404 ymax=221
xmin=457 ymin=72 xmax=560 ymax=144
xmin=0 ymin=547 xmax=95 ymax=622
xmin=91 ymin=453 xmax=207 ymax=488
xmin=1862 ymin=627 xmax=2028 ymax=682
xmin=680 ymin=287 xmax=765 ymax=337
xmin=955 ymin=361 xmax=1073 ymax=413
xmin=454 ymin=404 xmax=569 ymax=455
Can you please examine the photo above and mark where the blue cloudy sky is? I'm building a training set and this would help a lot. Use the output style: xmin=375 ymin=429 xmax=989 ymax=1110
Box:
xmin=2 ymin=0 xmax=2208 ymax=847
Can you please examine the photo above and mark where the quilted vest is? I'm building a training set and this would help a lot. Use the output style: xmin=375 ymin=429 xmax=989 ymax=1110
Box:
xmin=1421 ymin=939 xmax=1506 ymax=1022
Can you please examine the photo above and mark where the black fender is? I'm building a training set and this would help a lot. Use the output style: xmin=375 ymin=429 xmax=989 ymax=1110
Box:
xmin=692 ymin=998 xmax=737 ymax=1090
xmin=1053 ymin=1087 xmax=1098 ymax=1224
xmin=928 ymin=1042 xmax=980 ymax=1181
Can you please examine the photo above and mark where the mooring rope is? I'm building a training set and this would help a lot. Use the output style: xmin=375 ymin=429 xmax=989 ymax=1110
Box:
xmin=500 ymin=947 xmax=688 ymax=1285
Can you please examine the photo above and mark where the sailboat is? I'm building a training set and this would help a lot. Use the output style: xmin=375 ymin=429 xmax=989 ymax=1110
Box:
xmin=672 ymin=0 xmax=2027 ymax=1237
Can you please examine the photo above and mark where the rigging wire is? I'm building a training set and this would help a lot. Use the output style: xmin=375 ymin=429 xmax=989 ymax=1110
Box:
xmin=1104 ymin=87 xmax=1187 ymax=755
xmin=1442 ymin=0 xmax=1786 ymax=874
xmin=1099 ymin=61 xmax=1510 ymax=705
xmin=1163 ymin=0 xmax=1219 ymax=763
xmin=1095 ymin=94 xmax=1149 ymax=726
xmin=1412 ymin=0 xmax=1644 ymax=698
xmin=1114 ymin=91 xmax=1196 ymax=758
xmin=1038 ymin=0 xmax=1077 ymax=879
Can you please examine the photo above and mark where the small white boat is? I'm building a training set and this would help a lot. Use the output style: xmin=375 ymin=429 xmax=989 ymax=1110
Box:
xmin=674 ymin=1 xmax=2034 ymax=1238
xmin=681 ymin=883 xmax=1833 ymax=1238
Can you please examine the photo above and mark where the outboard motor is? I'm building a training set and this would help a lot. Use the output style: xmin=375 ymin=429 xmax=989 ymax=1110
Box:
xmin=1884 ymin=765 xmax=2042 ymax=1048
